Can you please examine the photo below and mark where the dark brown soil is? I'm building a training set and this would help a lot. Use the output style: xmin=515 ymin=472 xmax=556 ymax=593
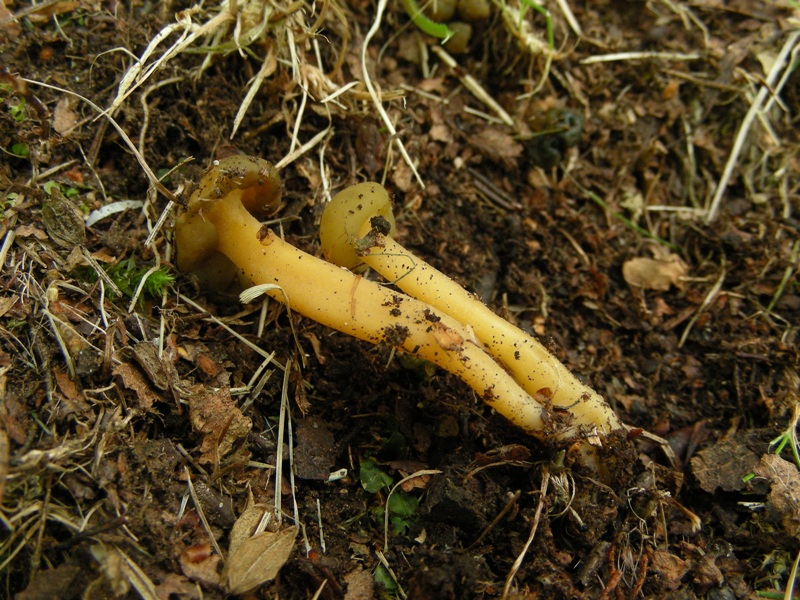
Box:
xmin=1 ymin=1 xmax=799 ymax=599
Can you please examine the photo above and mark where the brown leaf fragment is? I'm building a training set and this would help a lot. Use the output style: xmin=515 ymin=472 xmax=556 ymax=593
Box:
xmin=53 ymin=97 xmax=79 ymax=136
xmin=0 ymin=2 xmax=22 ymax=38
xmin=222 ymin=525 xmax=298 ymax=594
xmin=228 ymin=503 xmax=272 ymax=556
xmin=187 ymin=386 xmax=252 ymax=464
xmin=622 ymin=255 xmax=688 ymax=291
xmin=24 ymin=0 xmax=80 ymax=22
xmin=0 ymin=295 xmax=20 ymax=318
xmin=468 ymin=128 xmax=523 ymax=165
xmin=179 ymin=544 xmax=221 ymax=587
xmin=689 ymin=436 xmax=761 ymax=493
xmin=126 ymin=341 xmax=176 ymax=392
xmin=41 ymin=188 xmax=86 ymax=248
xmin=154 ymin=573 xmax=204 ymax=600
xmin=650 ymin=550 xmax=689 ymax=590
xmin=113 ymin=362 xmax=162 ymax=411
xmin=753 ymin=454 xmax=800 ymax=541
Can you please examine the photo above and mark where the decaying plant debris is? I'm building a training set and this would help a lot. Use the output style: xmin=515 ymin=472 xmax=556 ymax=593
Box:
xmin=1 ymin=0 xmax=799 ymax=598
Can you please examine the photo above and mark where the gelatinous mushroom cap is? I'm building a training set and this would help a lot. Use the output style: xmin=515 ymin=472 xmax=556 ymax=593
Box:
xmin=175 ymin=155 xmax=281 ymax=290
xmin=319 ymin=182 xmax=397 ymax=270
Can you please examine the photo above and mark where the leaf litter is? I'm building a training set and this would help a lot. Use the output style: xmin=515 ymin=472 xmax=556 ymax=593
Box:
xmin=1 ymin=0 xmax=799 ymax=598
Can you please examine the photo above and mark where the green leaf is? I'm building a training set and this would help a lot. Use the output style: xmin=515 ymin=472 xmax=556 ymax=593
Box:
xmin=10 ymin=143 xmax=28 ymax=157
xmin=388 ymin=492 xmax=418 ymax=518
xmin=359 ymin=458 xmax=393 ymax=493
xmin=373 ymin=564 xmax=397 ymax=593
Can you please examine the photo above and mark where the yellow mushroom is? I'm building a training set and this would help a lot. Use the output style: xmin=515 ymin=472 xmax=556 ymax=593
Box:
xmin=319 ymin=182 xmax=623 ymax=437
xmin=175 ymin=156 xmax=568 ymax=438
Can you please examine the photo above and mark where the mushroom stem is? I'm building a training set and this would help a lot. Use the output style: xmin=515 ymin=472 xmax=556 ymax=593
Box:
xmin=210 ymin=195 xmax=551 ymax=434
xmin=320 ymin=182 xmax=623 ymax=436
xmin=176 ymin=158 xmax=554 ymax=437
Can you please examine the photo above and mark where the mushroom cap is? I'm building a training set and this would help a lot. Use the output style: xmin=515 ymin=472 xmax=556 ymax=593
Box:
xmin=175 ymin=155 xmax=281 ymax=289
xmin=319 ymin=182 xmax=397 ymax=270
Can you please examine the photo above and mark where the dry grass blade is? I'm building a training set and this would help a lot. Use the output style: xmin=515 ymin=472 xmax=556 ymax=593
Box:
xmin=502 ymin=470 xmax=550 ymax=599
xmin=362 ymin=0 xmax=425 ymax=189
xmin=705 ymin=30 xmax=800 ymax=223
xmin=21 ymin=78 xmax=177 ymax=204
xmin=184 ymin=467 xmax=224 ymax=560
xmin=383 ymin=469 xmax=441 ymax=552
xmin=89 ymin=543 xmax=160 ymax=600
xmin=430 ymin=45 xmax=515 ymax=127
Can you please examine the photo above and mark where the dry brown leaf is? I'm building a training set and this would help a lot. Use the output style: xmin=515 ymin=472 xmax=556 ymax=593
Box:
xmin=429 ymin=123 xmax=453 ymax=143
xmin=179 ymin=545 xmax=221 ymax=588
xmin=622 ymin=255 xmax=688 ymax=291
xmin=187 ymin=386 xmax=252 ymax=464
xmin=228 ymin=503 xmax=271 ymax=556
xmin=24 ymin=0 xmax=80 ymax=22
xmin=0 ymin=295 xmax=19 ymax=318
xmin=468 ymin=128 xmax=523 ymax=164
xmin=222 ymin=525 xmax=298 ymax=595
xmin=15 ymin=564 xmax=82 ymax=600
xmin=154 ymin=573 xmax=203 ymax=600
xmin=754 ymin=454 xmax=800 ymax=541
xmin=113 ymin=362 xmax=161 ymax=411
xmin=689 ymin=436 xmax=761 ymax=493
xmin=650 ymin=550 xmax=689 ymax=590
xmin=53 ymin=97 xmax=79 ymax=136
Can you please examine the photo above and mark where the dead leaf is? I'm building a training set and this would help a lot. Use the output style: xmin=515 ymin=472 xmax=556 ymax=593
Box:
xmin=14 ymin=564 xmax=82 ymax=600
xmin=154 ymin=573 xmax=204 ymax=600
xmin=15 ymin=224 xmax=49 ymax=240
xmin=91 ymin=542 xmax=159 ymax=598
xmin=228 ymin=503 xmax=272 ymax=556
xmin=650 ymin=550 xmax=689 ymax=590
xmin=187 ymin=386 xmax=252 ymax=464
xmin=0 ymin=2 xmax=22 ymax=38
xmin=468 ymin=128 xmax=523 ymax=165
xmin=222 ymin=525 xmax=298 ymax=594
xmin=689 ymin=436 xmax=761 ymax=493
xmin=113 ymin=362 xmax=161 ymax=411
xmin=623 ymin=255 xmax=688 ymax=291
xmin=0 ymin=295 xmax=20 ymax=318
xmin=24 ymin=0 xmax=80 ymax=22
xmin=429 ymin=123 xmax=453 ymax=143
xmin=754 ymin=454 xmax=800 ymax=541
xmin=53 ymin=97 xmax=79 ymax=136
xmin=179 ymin=544 xmax=221 ymax=588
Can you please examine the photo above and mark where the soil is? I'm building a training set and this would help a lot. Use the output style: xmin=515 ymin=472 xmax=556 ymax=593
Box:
xmin=1 ymin=1 xmax=799 ymax=599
